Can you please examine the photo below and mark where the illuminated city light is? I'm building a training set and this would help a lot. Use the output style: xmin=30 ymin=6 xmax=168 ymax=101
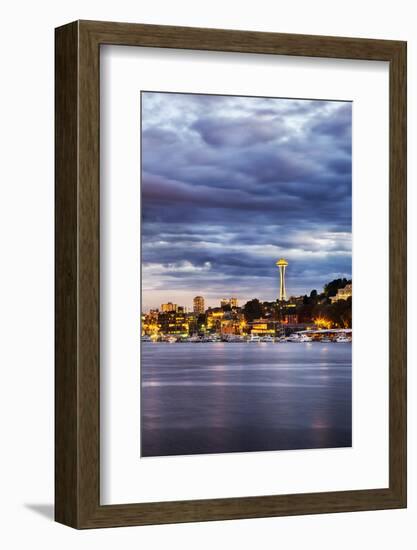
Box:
xmin=141 ymin=260 xmax=351 ymax=341
xmin=313 ymin=317 xmax=332 ymax=329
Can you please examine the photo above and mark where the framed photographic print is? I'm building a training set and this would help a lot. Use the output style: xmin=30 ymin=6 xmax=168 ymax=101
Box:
xmin=55 ymin=20 xmax=406 ymax=528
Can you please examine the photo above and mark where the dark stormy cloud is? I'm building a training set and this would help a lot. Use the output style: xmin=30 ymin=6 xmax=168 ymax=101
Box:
xmin=141 ymin=92 xmax=352 ymax=310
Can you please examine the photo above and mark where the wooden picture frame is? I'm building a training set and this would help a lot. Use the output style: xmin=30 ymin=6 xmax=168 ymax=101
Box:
xmin=55 ymin=20 xmax=407 ymax=529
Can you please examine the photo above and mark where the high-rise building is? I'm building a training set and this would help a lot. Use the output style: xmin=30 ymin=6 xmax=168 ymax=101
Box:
xmin=161 ymin=302 xmax=177 ymax=313
xmin=220 ymin=297 xmax=239 ymax=308
xmin=276 ymin=258 xmax=288 ymax=301
xmin=193 ymin=296 xmax=205 ymax=315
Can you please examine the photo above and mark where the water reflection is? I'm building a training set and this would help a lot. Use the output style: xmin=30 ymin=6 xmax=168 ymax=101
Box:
xmin=141 ymin=343 xmax=352 ymax=457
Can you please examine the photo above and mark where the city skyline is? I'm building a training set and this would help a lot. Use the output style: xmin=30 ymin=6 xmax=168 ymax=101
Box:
xmin=141 ymin=92 xmax=352 ymax=311
xmin=142 ymin=275 xmax=352 ymax=340
xmin=143 ymin=271 xmax=352 ymax=315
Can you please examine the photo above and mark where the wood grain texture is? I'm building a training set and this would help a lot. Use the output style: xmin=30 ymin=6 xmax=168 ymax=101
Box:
xmin=388 ymin=41 xmax=407 ymax=504
xmin=55 ymin=20 xmax=407 ymax=529
xmin=55 ymin=21 xmax=79 ymax=527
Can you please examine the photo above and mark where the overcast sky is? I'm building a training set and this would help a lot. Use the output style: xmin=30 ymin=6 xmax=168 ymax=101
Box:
xmin=141 ymin=92 xmax=352 ymax=311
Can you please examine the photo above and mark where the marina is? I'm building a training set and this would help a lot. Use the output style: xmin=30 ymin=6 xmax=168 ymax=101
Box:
xmin=141 ymin=329 xmax=352 ymax=344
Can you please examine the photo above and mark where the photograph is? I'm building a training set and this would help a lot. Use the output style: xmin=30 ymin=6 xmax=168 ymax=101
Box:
xmin=140 ymin=91 xmax=353 ymax=457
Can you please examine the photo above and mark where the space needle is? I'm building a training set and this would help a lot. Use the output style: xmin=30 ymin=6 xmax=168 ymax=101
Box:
xmin=276 ymin=258 xmax=288 ymax=301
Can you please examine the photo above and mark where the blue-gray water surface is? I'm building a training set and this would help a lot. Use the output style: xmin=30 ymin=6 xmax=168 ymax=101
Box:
xmin=141 ymin=342 xmax=352 ymax=457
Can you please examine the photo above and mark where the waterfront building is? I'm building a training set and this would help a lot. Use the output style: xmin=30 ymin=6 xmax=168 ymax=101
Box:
xmin=185 ymin=312 xmax=197 ymax=334
xmin=158 ymin=311 xmax=189 ymax=337
xmin=219 ymin=309 xmax=245 ymax=335
xmin=142 ymin=311 xmax=160 ymax=338
xmin=250 ymin=319 xmax=277 ymax=336
xmin=206 ymin=308 xmax=225 ymax=332
xmin=193 ymin=295 xmax=205 ymax=315
xmin=276 ymin=258 xmax=288 ymax=301
xmin=220 ymin=319 xmax=242 ymax=335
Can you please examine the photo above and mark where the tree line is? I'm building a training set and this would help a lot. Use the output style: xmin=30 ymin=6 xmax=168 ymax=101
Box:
xmin=243 ymin=278 xmax=352 ymax=328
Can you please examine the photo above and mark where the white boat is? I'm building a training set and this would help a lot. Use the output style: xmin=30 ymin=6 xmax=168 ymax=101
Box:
xmin=335 ymin=335 xmax=351 ymax=343
xmin=141 ymin=335 xmax=151 ymax=342
xmin=224 ymin=334 xmax=242 ymax=343
xmin=260 ymin=335 xmax=274 ymax=343
xmin=287 ymin=333 xmax=312 ymax=343
xmin=248 ymin=334 xmax=261 ymax=342
xmin=166 ymin=336 xmax=177 ymax=343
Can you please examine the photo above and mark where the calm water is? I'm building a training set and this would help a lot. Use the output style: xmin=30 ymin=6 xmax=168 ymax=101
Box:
xmin=141 ymin=343 xmax=352 ymax=457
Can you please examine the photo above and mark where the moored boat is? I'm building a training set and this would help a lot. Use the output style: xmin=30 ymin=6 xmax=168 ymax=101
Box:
xmin=287 ymin=333 xmax=312 ymax=343
xmin=335 ymin=335 xmax=351 ymax=343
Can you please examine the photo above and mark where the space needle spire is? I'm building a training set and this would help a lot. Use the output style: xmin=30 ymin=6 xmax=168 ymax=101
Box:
xmin=275 ymin=258 xmax=288 ymax=301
